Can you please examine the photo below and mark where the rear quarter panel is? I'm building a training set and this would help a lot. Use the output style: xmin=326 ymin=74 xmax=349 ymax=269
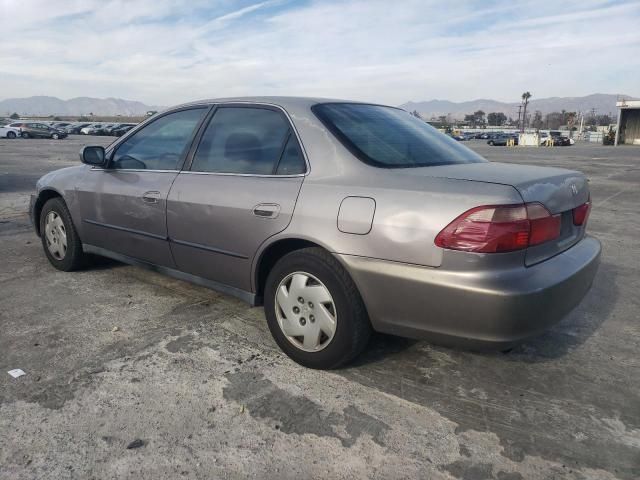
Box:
xmin=284 ymin=173 xmax=523 ymax=267
xmin=259 ymin=102 xmax=523 ymax=269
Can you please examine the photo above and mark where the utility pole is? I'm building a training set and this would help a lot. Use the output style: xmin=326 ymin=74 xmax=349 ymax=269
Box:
xmin=579 ymin=111 xmax=584 ymax=136
xmin=517 ymin=105 xmax=523 ymax=131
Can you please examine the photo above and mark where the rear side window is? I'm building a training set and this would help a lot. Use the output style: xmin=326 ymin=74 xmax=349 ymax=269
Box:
xmin=191 ymin=107 xmax=303 ymax=175
xmin=112 ymin=108 xmax=206 ymax=170
xmin=313 ymin=103 xmax=486 ymax=168
xmin=276 ymin=134 xmax=306 ymax=175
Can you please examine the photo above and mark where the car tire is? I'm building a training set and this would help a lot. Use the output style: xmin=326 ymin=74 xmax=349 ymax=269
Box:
xmin=52 ymin=133 xmax=59 ymax=140
xmin=7 ymin=131 xmax=16 ymax=139
xmin=488 ymin=140 xmax=494 ymax=145
xmin=39 ymin=197 xmax=87 ymax=271
xmin=264 ymin=247 xmax=371 ymax=369
xmin=22 ymin=132 xmax=29 ymax=138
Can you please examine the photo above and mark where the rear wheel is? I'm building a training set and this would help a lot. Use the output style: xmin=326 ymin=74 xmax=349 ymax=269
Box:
xmin=264 ymin=247 xmax=371 ymax=369
xmin=22 ymin=132 xmax=29 ymax=138
xmin=52 ymin=133 xmax=59 ymax=140
xmin=488 ymin=140 xmax=494 ymax=145
xmin=39 ymin=198 xmax=87 ymax=271
xmin=7 ymin=131 xmax=16 ymax=139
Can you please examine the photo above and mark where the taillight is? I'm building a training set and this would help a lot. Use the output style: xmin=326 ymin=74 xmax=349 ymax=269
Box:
xmin=572 ymin=201 xmax=591 ymax=226
xmin=527 ymin=203 xmax=561 ymax=245
xmin=435 ymin=203 xmax=561 ymax=253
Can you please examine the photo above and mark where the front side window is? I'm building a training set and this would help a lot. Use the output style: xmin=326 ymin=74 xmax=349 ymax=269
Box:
xmin=111 ymin=108 xmax=206 ymax=170
xmin=312 ymin=103 xmax=487 ymax=168
xmin=191 ymin=107 xmax=302 ymax=175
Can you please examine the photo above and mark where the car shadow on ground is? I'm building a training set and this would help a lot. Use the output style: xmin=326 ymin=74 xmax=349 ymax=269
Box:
xmin=76 ymin=244 xmax=616 ymax=368
xmin=500 ymin=260 xmax=617 ymax=363
xmin=85 ymin=255 xmax=125 ymax=270
xmin=348 ymin=333 xmax=419 ymax=368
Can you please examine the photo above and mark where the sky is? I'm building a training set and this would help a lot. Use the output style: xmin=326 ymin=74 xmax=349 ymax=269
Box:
xmin=0 ymin=0 xmax=639 ymax=106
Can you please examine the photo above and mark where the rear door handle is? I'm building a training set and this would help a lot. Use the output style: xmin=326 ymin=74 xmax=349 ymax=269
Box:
xmin=142 ymin=191 xmax=161 ymax=204
xmin=253 ymin=203 xmax=281 ymax=219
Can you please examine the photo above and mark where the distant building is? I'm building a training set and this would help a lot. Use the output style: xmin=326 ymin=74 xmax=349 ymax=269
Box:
xmin=615 ymin=100 xmax=640 ymax=146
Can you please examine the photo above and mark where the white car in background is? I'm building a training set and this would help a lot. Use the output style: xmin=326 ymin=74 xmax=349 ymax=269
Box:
xmin=0 ymin=125 xmax=21 ymax=139
xmin=80 ymin=124 xmax=104 ymax=135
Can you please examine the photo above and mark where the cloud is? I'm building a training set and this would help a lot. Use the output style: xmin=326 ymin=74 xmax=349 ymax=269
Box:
xmin=0 ymin=0 xmax=638 ymax=105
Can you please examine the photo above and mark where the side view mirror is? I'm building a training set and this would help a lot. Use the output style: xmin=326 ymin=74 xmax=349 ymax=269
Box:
xmin=80 ymin=145 xmax=106 ymax=167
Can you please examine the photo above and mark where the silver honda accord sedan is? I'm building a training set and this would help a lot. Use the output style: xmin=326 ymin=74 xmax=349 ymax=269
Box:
xmin=30 ymin=97 xmax=601 ymax=369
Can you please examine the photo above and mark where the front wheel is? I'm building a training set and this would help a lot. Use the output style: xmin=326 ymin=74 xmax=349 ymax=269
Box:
xmin=39 ymin=198 xmax=87 ymax=271
xmin=22 ymin=132 xmax=29 ymax=138
xmin=7 ymin=131 xmax=16 ymax=139
xmin=488 ymin=140 xmax=494 ymax=145
xmin=264 ymin=247 xmax=371 ymax=369
xmin=52 ymin=133 xmax=59 ymax=140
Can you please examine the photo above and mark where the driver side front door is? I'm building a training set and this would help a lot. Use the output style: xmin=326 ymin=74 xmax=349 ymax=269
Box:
xmin=76 ymin=106 xmax=209 ymax=267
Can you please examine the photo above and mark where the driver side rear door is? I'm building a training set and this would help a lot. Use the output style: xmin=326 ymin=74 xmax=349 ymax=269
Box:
xmin=77 ymin=106 xmax=210 ymax=267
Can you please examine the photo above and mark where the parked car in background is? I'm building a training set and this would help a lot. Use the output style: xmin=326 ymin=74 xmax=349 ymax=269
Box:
xmin=9 ymin=122 xmax=67 ymax=139
xmin=53 ymin=122 xmax=72 ymax=129
xmin=488 ymin=134 xmax=518 ymax=146
xmin=0 ymin=125 xmax=21 ymax=138
xmin=64 ymin=123 xmax=91 ymax=134
xmin=80 ymin=124 xmax=105 ymax=135
xmin=101 ymin=124 xmax=122 ymax=135
xmin=30 ymin=97 xmax=599 ymax=369
xmin=111 ymin=124 xmax=136 ymax=136
xmin=94 ymin=124 xmax=116 ymax=135
xmin=541 ymin=132 xmax=572 ymax=147
xmin=550 ymin=131 xmax=572 ymax=146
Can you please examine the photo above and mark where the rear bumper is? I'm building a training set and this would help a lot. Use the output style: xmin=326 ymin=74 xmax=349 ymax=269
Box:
xmin=337 ymin=236 xmax=601 ymax=348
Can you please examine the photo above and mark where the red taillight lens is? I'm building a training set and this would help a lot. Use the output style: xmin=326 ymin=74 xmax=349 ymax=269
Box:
xmin=435 ymin=203 xmax=561 ymax=253
xmin=572 ymin=202 xmax=591 ymax=226
xmin=527 ymin=203 xmax=562 ymax=246
xmin=435 ymin=205 xmax=529 ymax=253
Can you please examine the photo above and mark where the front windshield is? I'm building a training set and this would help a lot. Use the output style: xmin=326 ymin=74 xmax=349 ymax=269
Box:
xmin=312 ymin=103 xmax=487 ymax=168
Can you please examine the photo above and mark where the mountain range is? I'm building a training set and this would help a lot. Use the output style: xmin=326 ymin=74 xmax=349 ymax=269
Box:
xmin=0 ymin=96 xmax=164 ymax=116
xmin=0 ymin=93 xmax=635 ymax=119
xmin=400 ymin=93 xmax=634 ymax=120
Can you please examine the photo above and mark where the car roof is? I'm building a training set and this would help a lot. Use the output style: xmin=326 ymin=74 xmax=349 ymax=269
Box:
xmin=171 ymin=96 xmax=374 ymax=111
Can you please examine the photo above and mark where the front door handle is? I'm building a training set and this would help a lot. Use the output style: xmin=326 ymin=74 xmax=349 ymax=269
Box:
xmin=253 ymin=203 xmax=281 ymax=219
xmin=142 ymin=191 xmax=161 ymax=204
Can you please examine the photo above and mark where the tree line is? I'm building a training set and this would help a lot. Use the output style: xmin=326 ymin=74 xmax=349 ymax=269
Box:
xmin=412 ymin=109 xmax=613 ymax=130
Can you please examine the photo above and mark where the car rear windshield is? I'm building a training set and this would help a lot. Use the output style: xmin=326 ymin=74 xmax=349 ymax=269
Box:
xmin=312 ymin=103 xmax=486 ymax=168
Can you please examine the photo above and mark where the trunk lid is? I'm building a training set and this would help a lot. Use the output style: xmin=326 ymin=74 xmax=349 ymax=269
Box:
xmin=396 ymin=162 xmax=590 ymax=265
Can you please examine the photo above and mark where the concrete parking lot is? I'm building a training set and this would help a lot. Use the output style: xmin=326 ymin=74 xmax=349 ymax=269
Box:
xmin=1 ymin=136 xmax=638 ymax=479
